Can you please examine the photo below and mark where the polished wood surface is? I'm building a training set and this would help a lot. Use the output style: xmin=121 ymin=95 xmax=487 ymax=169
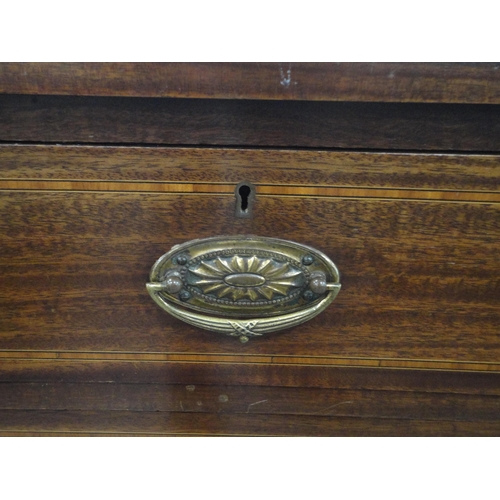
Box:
xmin=3 ymin=95 xmax=500 ymax=152
xmin=1 ymin=63 xmax=499 ymax=436
xmin=2 ymin=180 xmax=499 ymax=202
xmin=1 ymin=63 xmax=500 ymax=103
xmin=3 ymin=382 xmax=499 ymax=420
xmin=0 ymin=361 xmax=498 ymax=436
xmin=2 ymin=360 xmax=498 ymax=393
xmin=1 ymin=191 xmax=498 ymax=365
xmin=1 ymin=145 xmax=499 ymax=192
xmin=3 ymin=410 xmax=500 ymax=436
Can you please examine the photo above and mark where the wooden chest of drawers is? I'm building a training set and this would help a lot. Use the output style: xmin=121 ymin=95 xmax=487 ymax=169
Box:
xmin=0 ymin=63 xmax=499 ymax=436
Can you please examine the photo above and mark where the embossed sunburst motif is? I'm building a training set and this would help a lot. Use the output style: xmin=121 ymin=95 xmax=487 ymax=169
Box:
xmin=187 ymin=255 xmax=305 ymax=302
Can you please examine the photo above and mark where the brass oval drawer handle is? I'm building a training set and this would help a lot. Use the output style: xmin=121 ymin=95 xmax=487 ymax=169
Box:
xmin=146 ymin=235 xmax=341 ymax=343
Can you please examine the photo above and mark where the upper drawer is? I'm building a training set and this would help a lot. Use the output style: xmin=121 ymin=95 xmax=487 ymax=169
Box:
xmin=2 ymin=94 xmax=500 ymax=151
xmin=0 ymin=145 xmax=499 ymax=372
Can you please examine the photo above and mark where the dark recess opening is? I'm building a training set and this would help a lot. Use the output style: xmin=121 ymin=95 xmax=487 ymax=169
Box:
xmin=239 ymin=184 xmax=251 ymax=212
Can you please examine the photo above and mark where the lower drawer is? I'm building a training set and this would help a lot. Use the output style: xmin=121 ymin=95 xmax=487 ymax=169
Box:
xmin=1 ymin=189 xmax=499 ymax=367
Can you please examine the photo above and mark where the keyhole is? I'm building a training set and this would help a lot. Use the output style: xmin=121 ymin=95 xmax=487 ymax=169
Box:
xmin=239 ymin=184 xmax=250 ymax=211
xmin=235 ymin=181 xmax=255 ymax=218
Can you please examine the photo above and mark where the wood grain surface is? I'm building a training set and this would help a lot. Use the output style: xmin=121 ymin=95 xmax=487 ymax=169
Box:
xmin=1 ymin=359 xmax=498 ymax=435
xmin=3 ymin=180 xmax=499 ymax=203
xmin=1 ymin=191 xmax=498 ymax=365
xmin=2 ymin=63 xmax=499 ymax=437
xmin=1 ymin=360 xmax=498 ymax=394
xmin=3 ymin=95 xmax=500 ymax=152
xmin=2 ymin=410 xmax=499 ymax=436
xmin=2 ymin=382 xmax=499 ymax=421
xmin=1 ymin=63 xmax=500 ymax=103
xmin=1 ymin=145 xmax=499 ymax=193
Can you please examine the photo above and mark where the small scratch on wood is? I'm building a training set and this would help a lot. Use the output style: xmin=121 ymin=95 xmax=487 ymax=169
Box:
xmin=314 ymin=401 xmax=355 ymax=414
xmin=179 ymin=401 xmax=184 ymax=411
xmin=280 ymin=64 xmax=292 ymax=88
xmin=246 ymin=399 xmax=268 ymax=413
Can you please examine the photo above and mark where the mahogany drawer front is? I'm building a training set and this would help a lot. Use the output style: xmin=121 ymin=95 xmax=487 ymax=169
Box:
xmin=1 ymin=145 xmax=499 ymax=373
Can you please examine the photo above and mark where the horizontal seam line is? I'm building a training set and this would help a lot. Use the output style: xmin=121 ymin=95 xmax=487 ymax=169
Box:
xmin=0 ymin=349 xmax=499 ymax=365
xmin=0 ymin=178 xmax=499 ymax=195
